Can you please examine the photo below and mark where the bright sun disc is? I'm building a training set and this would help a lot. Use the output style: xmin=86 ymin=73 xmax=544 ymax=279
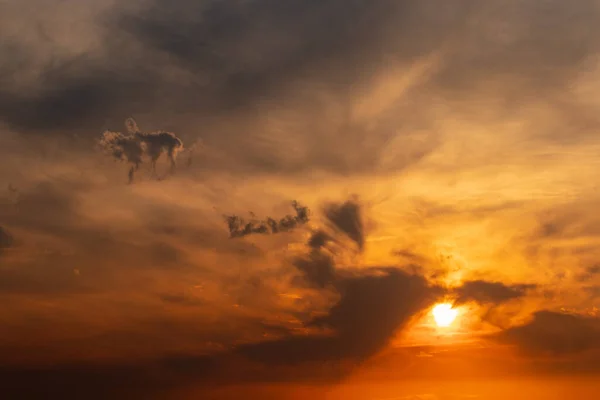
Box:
xmin=432 ymin=303 xmax=458 ymax=327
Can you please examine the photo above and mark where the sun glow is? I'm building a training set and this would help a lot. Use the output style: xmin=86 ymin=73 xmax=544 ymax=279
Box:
xmin=432 ymin=303 xmax=458 ymax=327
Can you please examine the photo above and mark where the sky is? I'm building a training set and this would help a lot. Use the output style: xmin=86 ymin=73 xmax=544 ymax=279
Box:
xmin=1 ymin=0 xmax=600 ymax=398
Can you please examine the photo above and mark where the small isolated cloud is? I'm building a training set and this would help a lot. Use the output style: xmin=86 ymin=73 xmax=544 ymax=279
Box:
xmin=224 ymin=201 xmax=310 ymax=238
xmin=99 ymin=118 xmax=184 ymax=183
xmin=454 ymin=280 xmax=537 ymax=305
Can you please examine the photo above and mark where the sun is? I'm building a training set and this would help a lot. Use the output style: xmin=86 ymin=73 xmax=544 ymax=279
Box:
xmin=432 ymin=303 xmax=458 ymax=327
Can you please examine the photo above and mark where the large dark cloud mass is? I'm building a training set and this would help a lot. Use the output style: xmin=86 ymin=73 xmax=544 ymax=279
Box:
xmin=233 ymin=199 xmax=438 ymax=366
xmin=497 ymin=311 xmax=600 ymax=356
xmin=6 ymin=0 xmax=598 ymax=175
xmin=0 ymin=198 xmax=440 ymax=397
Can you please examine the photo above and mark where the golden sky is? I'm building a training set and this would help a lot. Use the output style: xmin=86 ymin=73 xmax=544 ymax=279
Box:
xmin=1 ymin=0 xmax=600 ymax=398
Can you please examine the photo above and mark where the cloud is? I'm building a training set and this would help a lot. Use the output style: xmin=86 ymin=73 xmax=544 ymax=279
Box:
xmin=322 ymin=198 xmax=365 ymax=251
xmin=0 ymin=0 xmax=446 ymax=177
xmin=0 ymin=197 xmax=442 ymax=398
xmin=454 ymin=280 xmax=537 ymax=305
xmin=496 ymin=310 xmax=600 ymax=356
xmin=292 ymin=245 xmax=336 ymax=289
xmin=233 ymin=268 xmax=437 ymax=367
xmin=99 ymin=118 xmax=184 ymax=182
xmin=232 ymin=199 xmax=439 ymax=366
xmin=3 ymin=0 xmax=600 ymax=396
xmin=0 ymin=226 xmax=14 ymax=251
xmin=224 ymin=201 xmax=310 ymax=238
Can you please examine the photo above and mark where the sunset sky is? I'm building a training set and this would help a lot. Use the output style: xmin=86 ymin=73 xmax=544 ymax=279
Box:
xmin=2 ymin=1 xmax=600 ymax=398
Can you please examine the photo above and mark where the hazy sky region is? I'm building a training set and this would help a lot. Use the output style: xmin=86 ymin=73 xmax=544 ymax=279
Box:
xmin=2 ymin=0 xmax=600 ymax=398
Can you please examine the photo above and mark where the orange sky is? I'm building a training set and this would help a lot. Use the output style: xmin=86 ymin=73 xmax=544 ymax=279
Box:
xmin=1 ymin=0 xmax=600 ymax=398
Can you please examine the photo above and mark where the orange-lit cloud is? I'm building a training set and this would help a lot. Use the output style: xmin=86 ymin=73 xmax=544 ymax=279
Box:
xmin=2 ymin=0 xmax=600 ymax=398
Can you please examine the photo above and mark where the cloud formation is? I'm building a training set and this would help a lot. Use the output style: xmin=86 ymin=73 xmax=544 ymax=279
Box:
xmin=99 ymin=118 xmax=184 ymax=182
xmin=323 ymin=198 xmax=366 ymax=251
xmin=2 ymin=0 xmax=600 ymax=397
xmin=224 ymin=201 xmax=310 ymax=238
xmin=233 ymin=200 xmax=439 ymax=366
xmin=454 ymin=280 xmax=537 ymax=305
xmin=497 ymin=311 xmax=600 ymax=356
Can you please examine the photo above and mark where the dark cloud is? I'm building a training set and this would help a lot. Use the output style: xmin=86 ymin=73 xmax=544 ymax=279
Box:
xmin=496 ymin=311 xmax=600 ymax=356
xmin=0 ymin=226 xmax=14 ymax=251
xmin=307 ymin=230 xmax=332 ymax=250
xmin=2 ymin=0 xmax=597 ymax=170
xmin=0 ymin=198 xmax=440 ymax=397
xmin=322 ymin=198 xmax=365 ymax=251
xmin=0 ymin=267 xmax=438 ymax=398
xmin=0 ymin=0 xmax=450 ymax=177
xmin=454 ymin=280 xmax=537 ymax=305
xmin=292 ymin=246 xmax=336 ymax=289
xmin=225 ymin=201 xmax=310 ymax=238
xmin=235 ymin=268 xmax=436 ymax=366
xmin=234 ymin=200 xmax=439 ymax=365
xmin=99 ymin=118 xmax=184 ymax=182
xmin=4 ymin=0 xmax=600 ymax=395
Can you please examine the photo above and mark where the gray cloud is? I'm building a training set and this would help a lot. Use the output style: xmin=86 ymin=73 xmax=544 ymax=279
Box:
xmin=234 ymin=268 xmax=436 ymax=367
xmin=2 ymin=1 xmax=597 ymax=144
xmin=496 ymin=310 xmax=600 ymax=356
xmin=4 ymin=0 xmax=596 ymax=179
xmin=0 ymin=0 xmax=445 ymax=177
xmin=2 ymin=0 xmax=600 ymax=396
xmin=454 ymin=280 xmax=537 ymax=305
xmin=99 ymin=118 xmax=184 ymax=183
xmin=0 ymin=198 xmax=441 ymax=398
xmin=224 ymin=201 xmax=310 ymax=238
xmin=233 ymin=200 xmax=439 ymax=365
xmin=322 ymin=198 xmax=365 ymax=251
